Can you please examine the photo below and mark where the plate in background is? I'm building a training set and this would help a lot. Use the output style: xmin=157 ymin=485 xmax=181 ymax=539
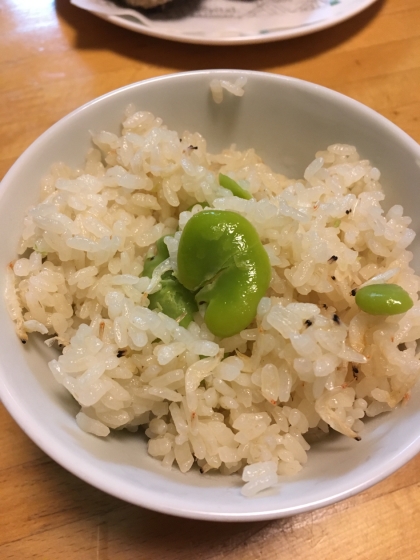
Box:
xmin=71 ymin=0 xmax=380 ymax=45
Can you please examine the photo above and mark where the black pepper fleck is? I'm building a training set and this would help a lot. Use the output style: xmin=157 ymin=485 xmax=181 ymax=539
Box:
xmin=331 ymin=275 xmax=336 ymax=281
xmin=328 ymin=255 xmax=338 ymax=263
xmin=351 ymin=288 xmax=357 ymax=296
xmin=346 ymin=209 xmax=352 ymax=215
xmin=304 ymin=319 xmax=313 ymax=327
xmin=333 ymin=313 xmax=340 ymax=324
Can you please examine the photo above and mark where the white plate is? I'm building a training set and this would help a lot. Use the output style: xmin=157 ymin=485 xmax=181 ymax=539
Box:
xmin=71 ymin=0 xmax=379 ymax=45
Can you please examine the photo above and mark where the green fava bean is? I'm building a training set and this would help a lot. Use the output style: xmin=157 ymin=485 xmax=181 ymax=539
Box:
xmin=177 ymin=209 xmax=271 ymax=338
xmin=144 ymin=236 xmax=198 ymax=327
xmin=148 ymin=277 xmax=198 ymax=328
xmin=355 ymin=283 xmax=413 ymax=315
xmin=219 ymin=173 xmax=252 ymax=200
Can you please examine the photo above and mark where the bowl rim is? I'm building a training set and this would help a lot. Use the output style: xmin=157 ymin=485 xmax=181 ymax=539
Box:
xmin=2 ymin=69 xmax=420 ymax=522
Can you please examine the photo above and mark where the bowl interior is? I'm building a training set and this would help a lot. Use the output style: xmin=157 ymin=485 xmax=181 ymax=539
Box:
xmin=1 ymin=70 xmax=420 ymax=521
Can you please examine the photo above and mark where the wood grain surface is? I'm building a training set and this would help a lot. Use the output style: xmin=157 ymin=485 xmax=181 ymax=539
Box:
xmin=2 ymin=0 xmax=420 ymax=557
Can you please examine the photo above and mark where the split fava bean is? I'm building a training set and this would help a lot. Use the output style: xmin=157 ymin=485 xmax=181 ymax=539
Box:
xmin=143 ymin=236 xmax=198 ymax=328
xmin=148 ymin=277 xmax=198 ymax=328
xmin=177 ymin=209 xmax=271 ymax=338
xmin=355 ymin=283 xmax=413 ymax=315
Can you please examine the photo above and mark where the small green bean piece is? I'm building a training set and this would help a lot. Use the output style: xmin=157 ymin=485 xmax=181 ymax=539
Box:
xmin=355 ymin=283 xmax=413 ymax=315
xmin=177 ymin=209 xmax=271 ymax=338
xmin=143 ymin=236 xmax=198 ymax=328
xmin=219 ymin=173 xmax=252 ymax=200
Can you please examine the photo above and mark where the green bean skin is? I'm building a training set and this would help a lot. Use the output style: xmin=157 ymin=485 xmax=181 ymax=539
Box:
xmin=355 ymin=283 xmax=414 ymax=315
xmin=219 ymin=173 xmax=252 ymax=200
xmin=144 ymin=236 xmax=198 ymax=327
xmin=177 ymin=209 xmax=271 ymax=338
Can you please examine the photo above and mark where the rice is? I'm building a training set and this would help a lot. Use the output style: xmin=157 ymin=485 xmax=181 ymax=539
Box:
xmin=6 ymin=102 xmax=420 ymax=497
xmin=210 ymin=77 xmax=247 ymax=104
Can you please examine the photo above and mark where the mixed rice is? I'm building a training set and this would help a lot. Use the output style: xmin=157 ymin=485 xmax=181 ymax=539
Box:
xmin=6 ymin=89 xmax=420 ymax=496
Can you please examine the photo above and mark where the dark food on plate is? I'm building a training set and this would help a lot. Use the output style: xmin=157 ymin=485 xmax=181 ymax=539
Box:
xmin=122 ymin=0 xmax=173 ymax=8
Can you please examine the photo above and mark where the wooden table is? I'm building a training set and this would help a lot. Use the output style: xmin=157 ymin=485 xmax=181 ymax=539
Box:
xmin=2 ymin=0 xmax=420 ymax=557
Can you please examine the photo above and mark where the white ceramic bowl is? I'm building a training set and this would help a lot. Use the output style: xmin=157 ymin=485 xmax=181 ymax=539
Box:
xmin=1 ymin=70 xmax=420 ymax=522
